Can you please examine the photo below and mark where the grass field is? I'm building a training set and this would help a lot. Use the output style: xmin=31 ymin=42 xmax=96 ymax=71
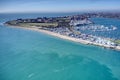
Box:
xmin=18 ymin=22 xmax=58 ymax=27
xmin=7 ymin=20 xmax=58 ymax=27
xmin=114 ymin=40 xmax=120 ymax=44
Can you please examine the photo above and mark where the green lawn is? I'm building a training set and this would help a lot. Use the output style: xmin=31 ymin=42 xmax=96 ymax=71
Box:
xmin=18 ymin=22 xmax=58 ymax=27
xmin=114 ymin=40 xmax=120 ymax=44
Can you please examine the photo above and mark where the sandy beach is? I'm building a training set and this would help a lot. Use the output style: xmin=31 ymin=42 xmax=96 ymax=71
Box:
xmin=5 ymin=24 xmax=120 ymax=51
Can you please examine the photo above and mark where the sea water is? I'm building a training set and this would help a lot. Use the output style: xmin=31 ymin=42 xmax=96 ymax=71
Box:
xmin=79 ymin=17 xmax=120 ymax=39
xmin=0 ymin=13 xmax=120 ymax=80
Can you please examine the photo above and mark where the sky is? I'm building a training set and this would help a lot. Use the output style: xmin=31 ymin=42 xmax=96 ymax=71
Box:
xmin=0 ymin=0 xmax=120 ymax=13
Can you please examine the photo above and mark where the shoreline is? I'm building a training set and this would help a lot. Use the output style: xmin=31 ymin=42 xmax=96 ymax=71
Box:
xmin=5 ymin=24 xmax=120 ymax=51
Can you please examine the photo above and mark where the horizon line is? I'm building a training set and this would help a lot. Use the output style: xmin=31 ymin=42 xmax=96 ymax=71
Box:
xmin=0 ymin=10 xmax=120 ymax=14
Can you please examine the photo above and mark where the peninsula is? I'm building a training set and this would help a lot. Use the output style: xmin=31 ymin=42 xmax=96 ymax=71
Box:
xmin=5 ymin=12 xmax=120 ymax=50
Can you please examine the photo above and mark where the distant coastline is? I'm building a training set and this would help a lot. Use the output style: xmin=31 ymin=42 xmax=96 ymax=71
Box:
xmin=5 ymin=12 xmax=120 ymax=51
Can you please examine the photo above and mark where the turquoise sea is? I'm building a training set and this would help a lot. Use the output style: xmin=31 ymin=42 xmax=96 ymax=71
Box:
xmin=0 ymin=13 xmax=120 ymax=80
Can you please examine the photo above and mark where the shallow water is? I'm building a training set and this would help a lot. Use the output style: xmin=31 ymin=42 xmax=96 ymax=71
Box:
xmin=0 ymin=13 xmax=120 ymax=80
